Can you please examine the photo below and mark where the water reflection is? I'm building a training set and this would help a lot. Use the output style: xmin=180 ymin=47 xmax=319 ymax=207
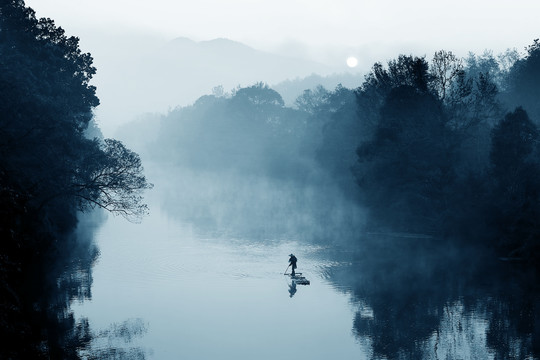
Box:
xmin=321 ymin=235 xmax=540 ymax=360
xmin=2 ymin=210 xmax=149 ymax=359
xmin=79 ymin=318 xmax=148 ymax=360
xmin=1 ymin=211 xmax=103 ymax=359
xmin=288 ymin=281 xmax=297 ymax=298
xmin=87 ymin=165 xmax=539 ymax=359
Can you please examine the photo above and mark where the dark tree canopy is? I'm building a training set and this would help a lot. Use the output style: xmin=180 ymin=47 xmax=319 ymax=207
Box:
xmin=354 ymin=86 xmax=453 ymax=230
xmin=1 ymin=2 xmax=152 ymax=357
xmin=231 ymin=82 xmax=285 ymax=107
xmin=488 ymin=108 xmax=540 ymax=258
xmin=68 ymin=139 xmax=152 ymax=220
xmin=505 ymin=39 xmax=540 ymax=121
xmin=491 ymin=107 xmax=538 ymax=177
xmin=148 ymin=41 xmax=540 ymax=259
xmin=361 ymin=55 xmax=431 ymax=97
xmin=0 ymin=0 xmax=152 ymax=222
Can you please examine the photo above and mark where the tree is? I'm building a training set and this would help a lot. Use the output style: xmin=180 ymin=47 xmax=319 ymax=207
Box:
xmin=0 ymin=2 xmax=153 ymax=357
xmin=63 ymin=139 xmax=152 ymax=221
xmin=362 ymin=55 xmax=431 ymax=97
xmin=354 ymin=86 xmax=454 ymax=231
xmin=0 ymin=0 xmax=151 ymax=222
xmin=294 ymin=85 xmax=330 ymax=114
xmin=505 ymin=39 xmax=540 ymax=122
xmin=356 ymin=55 xmax=432 ymax=135
xmin=231 ymin=82 xmax=284 ymax=107
xmin=443 ymin=53 xmax=503 ymax=176
xmin=491 ymin=107 xmax=538 ymax=184
xmin=0 ymin=2 xmax=99 ymax=134
xmin=314 ymin=85 xmax=363 ymax=189
xmin=430 ymin=50 xmax=463 ymax=101
xmin=489 ymin=107 xmax=540 ymax=258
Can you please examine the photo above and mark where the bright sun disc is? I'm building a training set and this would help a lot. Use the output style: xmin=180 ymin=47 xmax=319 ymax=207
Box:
xmin=346 ymin=56 xmax=358 ymax=68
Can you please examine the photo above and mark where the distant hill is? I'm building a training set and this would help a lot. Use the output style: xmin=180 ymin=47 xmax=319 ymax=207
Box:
xmin=149 ymin=37 xmax=333 ymax=103
xmin=113 ymin=70 xmax=368 ymax=152
xmin=272 ymin=72 xmax=365 ymax=106
xmin=94 ymin=37 xmax=334 ymax=132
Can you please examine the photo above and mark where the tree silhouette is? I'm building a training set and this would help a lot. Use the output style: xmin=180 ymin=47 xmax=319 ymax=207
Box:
xmin=354 ymin=85 xmax=454 ymax=231
xmin=505 ymin=39 xmax=540 ymax=122
xmin=0 ymin=0 xmax=151 ymax=221
xmin=489 ymin=107 xmax=540 ymax=258
xmin=430 ymin=50 xmax=464 ymax=101
xmin=0 ymin=3 xmax=152 ymax=356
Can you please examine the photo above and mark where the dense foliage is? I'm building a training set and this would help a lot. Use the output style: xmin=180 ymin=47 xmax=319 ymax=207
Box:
xmin=151 ymin=45 xmax=540 ymax=263
xmin=349 ymin=49 xmax=540 ymax=261
xmin=10 ymin=0 xmax=540 ymax=357
xmin=0 ymin=1 xmax=152 ymax=222
xmin=148 ymin=50 xmax=540 ymax=359
xmin=0 ymin=1 xmax=151 ymax=357
xmin=153 ymin=82 xmax=314 ymax=179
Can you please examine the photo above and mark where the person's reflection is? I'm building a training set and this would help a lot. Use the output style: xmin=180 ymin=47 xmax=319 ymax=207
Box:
xmin=288 ymin=281 xmax=297 ymax=298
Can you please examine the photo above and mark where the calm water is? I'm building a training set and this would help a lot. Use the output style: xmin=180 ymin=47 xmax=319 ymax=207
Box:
xmin=72 ymin=205 xmax=368 ymax=359
xmin=69 ymin=170 xmax=540 ymax=359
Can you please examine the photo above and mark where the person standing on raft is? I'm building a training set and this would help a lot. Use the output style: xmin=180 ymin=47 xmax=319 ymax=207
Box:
xmin=289 ymin=254 xmax=298 ymax=276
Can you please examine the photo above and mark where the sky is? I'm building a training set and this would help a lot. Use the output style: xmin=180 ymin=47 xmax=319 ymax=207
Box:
xmin=23 ymin=0 xmax=540 ymax=134
xmin=25 ymin=0 xmax=539 ymax=60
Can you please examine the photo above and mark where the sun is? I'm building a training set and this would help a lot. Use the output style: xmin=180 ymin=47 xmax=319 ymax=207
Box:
xmin=346 ymin=56 xmax=358 ymax=68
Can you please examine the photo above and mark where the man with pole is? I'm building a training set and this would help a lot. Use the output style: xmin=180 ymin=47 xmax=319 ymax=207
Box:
xmin=287 ymin=254 xmax=297 ymax=276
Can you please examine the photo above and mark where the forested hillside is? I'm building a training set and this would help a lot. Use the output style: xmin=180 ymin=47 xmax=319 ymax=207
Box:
xmin=148 ymin=45 xmax=540 ymax=262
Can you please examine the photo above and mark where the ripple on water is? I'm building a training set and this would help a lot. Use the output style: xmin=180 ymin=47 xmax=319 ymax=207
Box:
xmin=94 ymin=230 xmax=349 ymax=295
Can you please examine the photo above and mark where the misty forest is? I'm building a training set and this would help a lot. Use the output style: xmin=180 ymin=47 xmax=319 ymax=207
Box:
xmin=1 ymin=1 xmax=540 ymax=359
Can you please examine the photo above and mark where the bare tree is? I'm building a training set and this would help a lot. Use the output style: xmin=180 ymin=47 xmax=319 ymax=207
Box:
xmin=430 ymin=50 xmax=463 ymax=101
xmin=70 ymin=139 xmax=153 ymax=222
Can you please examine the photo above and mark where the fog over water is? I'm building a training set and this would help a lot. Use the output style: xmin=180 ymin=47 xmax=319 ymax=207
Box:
xmin=4 ymin=2 xmax=540 ymax=359
xmin=72 ymin=179 xmax=369 ymax=359
xmin=25 ymin=1 xmax=540 ymax=135
xmin=70 ymin=162 xmax=540 ymax=359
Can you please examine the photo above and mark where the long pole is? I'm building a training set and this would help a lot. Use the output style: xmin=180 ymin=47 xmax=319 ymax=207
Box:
xmin=284 ymin=264 xmax=291 ymax=275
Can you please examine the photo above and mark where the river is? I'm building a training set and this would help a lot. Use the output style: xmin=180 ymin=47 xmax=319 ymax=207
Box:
xmin=72 ymin=205 xmax=371 ymax=359
xmin=69 ymin=168 xmax=540 ymax=360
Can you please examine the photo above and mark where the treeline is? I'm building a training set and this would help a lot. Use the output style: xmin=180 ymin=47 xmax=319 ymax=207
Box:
xmin=152 ymin=83 xmax=315 ymax=179
xmin=348 ymin=47 xmax=540 ymax=260
xmin=151 ymin=42 xmax=540 ymax=262
xmin=0 ymin=1 xmax=151 ymax=358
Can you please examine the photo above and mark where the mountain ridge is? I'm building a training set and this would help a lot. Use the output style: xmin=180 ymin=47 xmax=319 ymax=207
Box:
xmin=95 ymin=36 xmax=349 ymax=133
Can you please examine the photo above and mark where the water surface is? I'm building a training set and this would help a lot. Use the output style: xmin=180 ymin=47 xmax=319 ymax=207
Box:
xmin=71 ymin=169 xmax=540 ymax=360
xmin=73 ymin=204 xmax=368 ymax=359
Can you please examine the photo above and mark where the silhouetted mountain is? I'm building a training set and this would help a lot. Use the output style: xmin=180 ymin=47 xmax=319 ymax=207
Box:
xmin=95 ymin=37 xmax=332 ymax=131
xmin=151 ymin=37 xmax=331 ymax=98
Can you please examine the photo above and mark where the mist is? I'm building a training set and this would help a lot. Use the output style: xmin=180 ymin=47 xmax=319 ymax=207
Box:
xmin=112 ymin=48 xmax=540 ymax=358
xmin=92 ymin=36 xmax=344 ymax=135
xmin=3 ymin=1 xmax=540 ymax=359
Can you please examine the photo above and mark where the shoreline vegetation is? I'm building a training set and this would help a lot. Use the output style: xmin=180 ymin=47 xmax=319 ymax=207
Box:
xmin=1 ymin=1 xmax=151 ymax=357
xmin=1 ymin=0 xmax=540 ymax=358
xmin=146 ymin=45 xmax=540 ymax=263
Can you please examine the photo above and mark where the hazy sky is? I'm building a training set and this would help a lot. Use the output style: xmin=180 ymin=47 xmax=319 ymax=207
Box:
xmin=25 ymin=0 xmax=539 ymax=62
xmin=23 ymin=0 xmax=540 ymax=134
